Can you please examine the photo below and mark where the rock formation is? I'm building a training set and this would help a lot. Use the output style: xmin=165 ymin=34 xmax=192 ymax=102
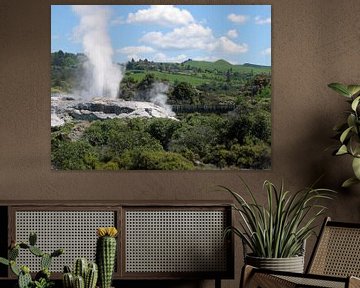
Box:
xmin=51 ymin=94 xmax=176 ymax=127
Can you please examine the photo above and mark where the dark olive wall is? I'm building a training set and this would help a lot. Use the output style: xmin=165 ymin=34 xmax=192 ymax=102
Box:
xmin=1 ymin=0 xmax=360 ymax=287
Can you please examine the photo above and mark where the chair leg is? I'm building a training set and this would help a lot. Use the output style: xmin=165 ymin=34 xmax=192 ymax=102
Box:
xmin=349 ymin=276 xmax=360 ymax=288
xmin=215 ymin=278 xmax=221 ymax=288
xmin=240 ymin=265 xmax=296 ymax=288
xmin=240 ymin=265 xmax=255 ymax=288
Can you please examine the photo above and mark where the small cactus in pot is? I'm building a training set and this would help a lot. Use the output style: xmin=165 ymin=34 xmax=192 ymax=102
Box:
xmin=62 ymin=259 xmax=98 ymax=288
xmin=96 ymin=227 xmax=118 ymax=288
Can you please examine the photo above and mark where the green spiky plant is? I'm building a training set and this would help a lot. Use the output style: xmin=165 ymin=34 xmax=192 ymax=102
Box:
xmin=62 ymin=258 xmax=98 ymax=288
xmin=0 ymin=232 xmax=63 ymax=288
xmin=222 ymin=179 xmax=335 ymax=258
xmin=328 ymin=83 xmax=360 ymax=187
xmin=96 ymin=227 xmax=118 ymax=288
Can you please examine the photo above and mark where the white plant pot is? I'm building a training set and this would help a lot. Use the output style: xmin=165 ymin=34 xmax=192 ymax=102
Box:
xmin=245 ymin=254 xmax=305 ymax=273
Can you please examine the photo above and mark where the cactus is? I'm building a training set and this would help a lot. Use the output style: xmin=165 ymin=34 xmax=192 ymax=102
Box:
xmin=29 ymin=245 xmax=44 ymax=257
xmin=0 ymin=233 xmax=64 ymax=288
xmin=41 ymin=253 xmax=52 ymax=270
xmin=35 ymin=268 xmax=50 ymax=281
xmin=29 ymin=232 xmax=37 ymax=246
xmin=64 ymin=265 xmax=72 ymax=273
xmin=18 ymin=270 xmax=32 ymax=288
xmin=63 ymin=272 xmax=74 ymax=288
xmin=96 ymin=227 xmax=118 ymax=288
xmin=85 ymin=263 xmax=98 ymax=288
xmin=74 ymin=258 xmax=88 ymax=279
xmin=51 ymin=248 xmax=64 ymax=257
xmin=10 ymin=260 xmax=20 ymax=276
xmin=74 ymin=275 xmax=85 ymax=288
xmin=63 ymin=259 xmax=98 ymax=288
xmin=9 ymin=246 xmax=19 ymax=260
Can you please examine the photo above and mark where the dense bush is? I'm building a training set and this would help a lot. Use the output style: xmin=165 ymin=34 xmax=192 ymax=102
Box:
xmin=52 ymin=140 xmax=99 ymax=170
xmin=51 ymin=107 xmax=271 ymax=170
xmin=118 ymin=149 xmax=194 ymax=170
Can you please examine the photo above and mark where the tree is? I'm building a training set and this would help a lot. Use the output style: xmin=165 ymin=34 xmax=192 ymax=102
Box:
xmin=52 ymin=141 xmax=99 ymax=170
xmin=171 ymin=81 xmax=198 ymax=104
xmin=137 ymin=73 xmax=156 ymax=91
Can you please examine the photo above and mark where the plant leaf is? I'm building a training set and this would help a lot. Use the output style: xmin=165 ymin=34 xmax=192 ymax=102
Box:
xmin=328 ymin=83 xmax=351 ymax=97
xmin=0 ymin=257 xmax=9 ymax=266
xmin=340 ymin=126 xmax=353 ymax=143
xmin=347 ymin=114 xmax=356 ymax=128
xmin=336 ymin=145 xmax=348 ymax=155
xmin=342 ymin=177 xmax=360 ymax=188
xmin=351 ymin=96 xmax=360 ymax=111
xmin=348 ymin=85 xmax=360 ymax=97
xmin=352 ymin=157 xmax=360 ymax=179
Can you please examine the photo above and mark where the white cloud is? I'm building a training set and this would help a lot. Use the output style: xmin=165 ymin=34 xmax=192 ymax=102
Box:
xmin=255 ymin=16 xmax=271 ymax=25
xmin=153 ymin=53 xmax=188 ymax=63
xmin=262 ymin=47 xmax=271 ymax=55
xmin=127 ymin=5 xmax=194 ymax=26
xmin=117 ymin=46 xmax=155 ymax=54
xmin=227 ymin=13 xmax=248 ymax=24
xmin=140 ymin=23 xmax=215 ymax=50
xmin=52 ymin=35 xmax=60 ymax=40
xmin=215 ymin=37 xmax=248 ymax=54
xmin=227 ymin=29 xmax=238 ymax=39
xmin=140 ymin=23 xmax=248 ymax=57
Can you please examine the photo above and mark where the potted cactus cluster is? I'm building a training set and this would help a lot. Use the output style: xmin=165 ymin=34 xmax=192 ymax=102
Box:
xmin=0 ymin=232 xmax=64 ymax=288
xmin=63 ymin=227 xmax=118 ymax=288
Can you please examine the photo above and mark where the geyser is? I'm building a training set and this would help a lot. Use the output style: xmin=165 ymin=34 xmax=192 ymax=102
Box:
xmin=72 ymin=5 xmax=122 ymax=99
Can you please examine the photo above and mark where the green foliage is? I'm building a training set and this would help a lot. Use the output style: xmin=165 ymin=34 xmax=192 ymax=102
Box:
xmin=52 ymin=103 xmax=271 ymax=170
xmin=96 ymin=235 xmax=117 ymax=288
xmin=0 ymin=233 xmax=63 ymax=288
xmin=62 ymin=258 xmax=97 ymax=288
xmin=230 ymin=140 xmax=271 ymax=169
xmin=171 ymin=81 xmax=198 ymax=104
xmin=32 ymin=278 xmax=54 ymax=288
xmin=137 ymin=73 xmax=156 ymax=91
xmin=184 ymin=59 xmax=270 ymax=74
xmin=52 ymin=140 xmax=99 ymax=170
xmin=328 ymin=83 xmax=360 ymax=187
xmin=119 ymin=149 xmax=194 ymax=170
xmin=169 ymin=114 xmax=226 ymax=160
xmin=222 ymin=179 xmax=335 ymax=258
xmin=50 ymin=51 xmax=272 ymax=170
xmin=51 ymin=50 xmax=85 ymax=93
xmin=145 ymin=118 xmax=182 ymax=149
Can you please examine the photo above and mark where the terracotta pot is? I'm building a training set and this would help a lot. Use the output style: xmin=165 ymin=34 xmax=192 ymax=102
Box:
xmin=245 ymin=254 xmax=305 ymax=273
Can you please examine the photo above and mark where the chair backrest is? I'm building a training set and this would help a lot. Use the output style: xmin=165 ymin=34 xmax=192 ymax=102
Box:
xmin=307 ymin=217 xmax=360 ymax=277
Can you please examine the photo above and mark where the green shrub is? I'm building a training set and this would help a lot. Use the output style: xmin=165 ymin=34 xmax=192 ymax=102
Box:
xmin=118 ymin=149 xmax=194 ymax=170
xmin=52 ymin=141 xmax=99 ymax=170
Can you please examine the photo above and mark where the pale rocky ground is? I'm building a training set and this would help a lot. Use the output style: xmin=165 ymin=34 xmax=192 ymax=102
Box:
xmin=51 ymin=94 xmax=177 ymax=127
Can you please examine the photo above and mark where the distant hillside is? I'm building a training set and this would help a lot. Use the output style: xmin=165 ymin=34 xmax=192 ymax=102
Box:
xmin=183 ymin=59 xmax=271 ymax=74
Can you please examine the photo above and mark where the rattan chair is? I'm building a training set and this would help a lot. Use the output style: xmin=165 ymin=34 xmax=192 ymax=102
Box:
xmin=241 ymin=217 xmax=360 ymax=288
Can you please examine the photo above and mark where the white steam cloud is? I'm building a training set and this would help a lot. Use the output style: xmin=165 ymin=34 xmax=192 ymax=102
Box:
xmin=149 ymin=83 xmax=174 ymax=116
xmin=72 ymin=5 xmax=122 ymax=99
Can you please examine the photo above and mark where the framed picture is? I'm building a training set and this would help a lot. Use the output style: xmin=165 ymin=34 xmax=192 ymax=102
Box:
xmin=51 ymin=4 xmax=271 ymax=171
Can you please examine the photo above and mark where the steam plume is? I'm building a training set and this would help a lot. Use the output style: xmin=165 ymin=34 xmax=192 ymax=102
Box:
xmin=72 ymin=5 xmax=122 ymax=99
xmin=148 ymin=83 xmax=174 ymax=116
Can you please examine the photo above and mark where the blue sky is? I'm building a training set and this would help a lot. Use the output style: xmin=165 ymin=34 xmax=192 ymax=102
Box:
xmin=51 ymin=5 xmax=271 ymax=66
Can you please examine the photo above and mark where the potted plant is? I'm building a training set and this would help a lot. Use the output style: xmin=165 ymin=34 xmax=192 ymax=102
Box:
xmin=62 ymin=258 xmax=98 ymax=288
xmin=328 ymin=83 xmax=360 ymax=187
xmin=222 ymin=179 xmax=334 ymax=273
xmin=0 ymin=232 xmax=64 ymax=288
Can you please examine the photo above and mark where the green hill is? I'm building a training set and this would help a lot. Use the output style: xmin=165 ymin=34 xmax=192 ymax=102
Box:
xmin=183 ymin=59 xmax=270 ymax=74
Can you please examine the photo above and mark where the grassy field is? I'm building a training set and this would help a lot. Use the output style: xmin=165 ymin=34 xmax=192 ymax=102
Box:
xmin=125 ymin=70 xmax=220 ymax=86
xmin=185 ymin=59 xmax=271 ymax=74
xmin=125 ymin=59 xmax=271 ymax=86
